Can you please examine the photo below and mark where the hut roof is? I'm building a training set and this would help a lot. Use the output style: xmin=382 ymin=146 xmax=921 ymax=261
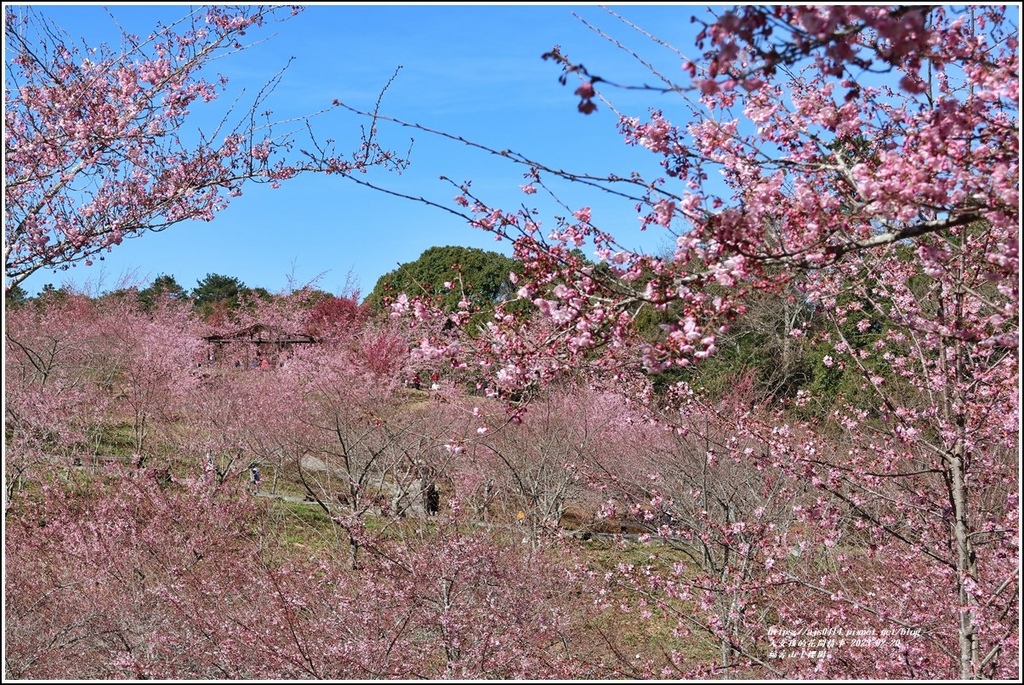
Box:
xmin=202 ymin=323 xmax=320 ymax=345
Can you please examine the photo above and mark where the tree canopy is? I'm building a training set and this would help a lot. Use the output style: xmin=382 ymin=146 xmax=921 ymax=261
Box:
xmin=367 ymin=245 xmax=521 ymax=319
xmin=3 ymin=5 xmax=407 ymax=292
xmin=137 ymin=274 xmax=188 ymax=311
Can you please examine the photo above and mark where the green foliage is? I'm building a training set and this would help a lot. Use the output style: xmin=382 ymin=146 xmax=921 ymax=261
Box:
xmin=93 ymin=287 xmax=140 ymax=308
xmin=802 ymin=273 xmax=895 ymax=416
xmin=138 ymin=274 xmax=188 ymax=310
xmin=4 ymin=283 xmax=29 ymax=309
xmin=692 ymin=295 xmax=816 ymax=403
xmin=192 ymin=273 xmax=246 ymax=309
xmin=191 ymin=273 xmax=270 ymax=320
xmin=367 ymin=245 xmax=523 ymax=328
xmin=629 ymin=269 xmax=818 ymax=403
xmin=33 ymin=283 xmax=72 ymax=310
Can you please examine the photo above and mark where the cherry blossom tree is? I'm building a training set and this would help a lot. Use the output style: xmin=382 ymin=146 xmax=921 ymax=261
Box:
xmin=341 ymin=5 xmax=1017 ymax=678
xmin=290 ymin=347 xmax=455 ymax=566
xmin=3 ymin=462 xmax=270 ymax=679
xmin=197 ymin=291 xmax=455 ymax=565
xmin=4 ymin=291 xmax=115 ymax=501
xmin=463 ymin=385 xmax=624 ymax=545
xmin=92 ymin=293 xmax=204 ymax=460
xmin=327 ymin=514 xmax=639 ymax=679
xmin=4 ymin=5 xmax=406 ymax=291
xmin=530 ymin=375 xmax=799 ymax=674
xmin=342 ymin=5 xmax=1015 ymax=376
xmin=5 ymin=408 xmax=643 ymax=679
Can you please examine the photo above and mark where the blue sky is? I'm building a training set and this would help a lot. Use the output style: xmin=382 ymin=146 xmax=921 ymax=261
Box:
xmin=9 ymin=3 xmax=718 ymax=299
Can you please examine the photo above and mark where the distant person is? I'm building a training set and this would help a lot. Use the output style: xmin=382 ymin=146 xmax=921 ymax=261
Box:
xmin=425 ymin=481 xmax=440 ymax=516
xmin=251 ymin=466 xmax=262 ymax=494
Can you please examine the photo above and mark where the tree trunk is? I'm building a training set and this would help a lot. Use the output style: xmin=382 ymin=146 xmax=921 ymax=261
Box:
xmin=949 ymin=440 xmax=979 ymax=679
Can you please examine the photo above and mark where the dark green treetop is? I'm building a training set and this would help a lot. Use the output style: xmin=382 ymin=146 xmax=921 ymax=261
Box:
xmin=367 ymin=246 xmax=522 ymax=322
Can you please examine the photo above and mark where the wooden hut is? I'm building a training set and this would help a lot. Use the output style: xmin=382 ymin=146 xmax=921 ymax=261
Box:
xmin=202 ymin=323 xmax=320 ymax=368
